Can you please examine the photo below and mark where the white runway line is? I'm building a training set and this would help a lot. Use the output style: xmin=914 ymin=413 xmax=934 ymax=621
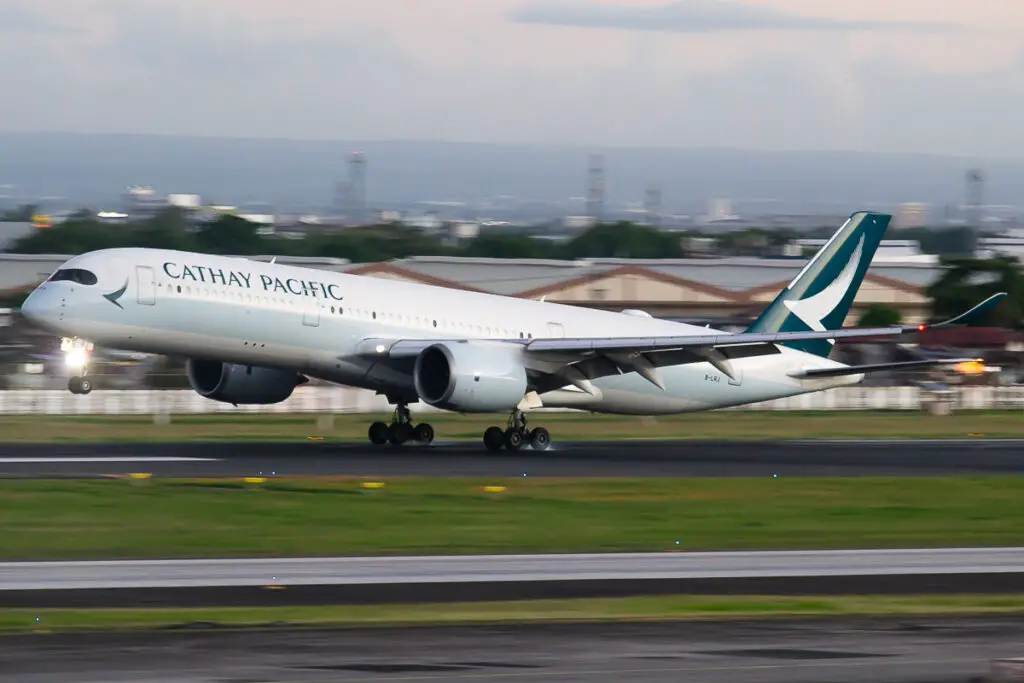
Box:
xmin=0 ymin=457 xmax=218 ymax=463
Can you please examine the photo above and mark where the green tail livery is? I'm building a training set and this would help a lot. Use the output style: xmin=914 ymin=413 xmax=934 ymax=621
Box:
xmin=746 ymin=211 xmax=890 ymax=358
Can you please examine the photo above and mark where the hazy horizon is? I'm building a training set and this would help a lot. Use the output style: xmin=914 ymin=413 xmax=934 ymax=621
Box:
xmin=3 ymin=132 xmax=1023 ymax=213
xmin=2 ymin=1 xmax=1023 ymax=158
xmin=9 ymin=130 xmax=1024 ymax=161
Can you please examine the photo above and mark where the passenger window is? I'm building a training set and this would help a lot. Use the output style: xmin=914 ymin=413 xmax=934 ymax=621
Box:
xmin=47 ymin=268 xmax=98 ymax=286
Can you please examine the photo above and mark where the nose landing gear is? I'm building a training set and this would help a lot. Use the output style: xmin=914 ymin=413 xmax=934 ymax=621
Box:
xmin=62 ymin=337 xmax=94 ymax=395
xmin=68 ymin=376 xmax=93 ymax=395
xmin=483 ymin=410 xmax=551 ymax=452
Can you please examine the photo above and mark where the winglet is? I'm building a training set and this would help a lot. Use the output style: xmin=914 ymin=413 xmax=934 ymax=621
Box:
xmin=914 ymin=292 xmax=1006 ymax=332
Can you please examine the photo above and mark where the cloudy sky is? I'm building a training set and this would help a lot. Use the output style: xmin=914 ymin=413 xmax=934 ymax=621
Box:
xmin=1 ymin=0 xmax=1022 ymax=157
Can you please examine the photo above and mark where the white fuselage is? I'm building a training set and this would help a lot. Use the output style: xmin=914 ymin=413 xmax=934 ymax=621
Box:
xmin=21 ymin=248 xmax=862 ymax=414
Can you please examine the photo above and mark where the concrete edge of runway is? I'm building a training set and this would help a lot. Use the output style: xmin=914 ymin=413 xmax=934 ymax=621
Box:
xmin=7 ymin=573 xmax=1024 ymax=609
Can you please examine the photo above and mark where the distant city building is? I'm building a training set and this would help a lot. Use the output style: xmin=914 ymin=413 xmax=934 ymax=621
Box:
xmin=167 ymin=194 xmax=201 ymax=209
xmin=0 ymin=222 xmax=33 ymax=250
xmin=563 ymin=215 xmax=597 ymax=231
xmin=977 ymin=229 xmax=1024 ymax=260
xmin=895 ymin=203 xmax=929 ymax=229
xmin=699 ymin=198 xmax=739 ymax=224
xmin=791 ymin=238 xmax=937 ymax=264
xmin=449 ymin=222 xmax=480 ymax=240
xmin=121 ymin=186 xmax=169 ymax=220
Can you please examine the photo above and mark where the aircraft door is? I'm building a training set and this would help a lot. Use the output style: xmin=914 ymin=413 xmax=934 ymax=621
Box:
xmin=136 ymin=266 xmax=156 ymax=306
xmin=303 ymin=301 xmax=320 ymax=327
xmin=547 ymin=322 xmax=565 ymax=337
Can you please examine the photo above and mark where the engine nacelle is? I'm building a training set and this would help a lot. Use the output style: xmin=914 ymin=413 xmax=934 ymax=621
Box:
xmin=413 ymin=342 xmax=527 ymax=413
xmin=186 ymin=359 xmax=304 ymax=405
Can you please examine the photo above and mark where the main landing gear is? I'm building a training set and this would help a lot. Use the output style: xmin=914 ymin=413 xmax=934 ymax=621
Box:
xmin=62 ymin=337 xmax=94 ymax=395
xmin=483 ymin=410 xmax=550 ymax=453
xmin=367 ymin=402 xmax=435 ymax=446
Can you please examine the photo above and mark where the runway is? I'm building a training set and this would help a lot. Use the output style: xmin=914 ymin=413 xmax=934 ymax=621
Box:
xmin=8 ymin=549 xmax=1024 ymax=590
xmin=3 ymin=618 xmax=1023 ymax=683
xmin=3 ymin=438 xmax=1024 ymax=478
xmin=5 ymin=549 xmax=1024 ymax=608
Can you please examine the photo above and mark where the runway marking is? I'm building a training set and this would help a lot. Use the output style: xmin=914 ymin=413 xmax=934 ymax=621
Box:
xmin=0 ymin=457 xmax=218 ymax=463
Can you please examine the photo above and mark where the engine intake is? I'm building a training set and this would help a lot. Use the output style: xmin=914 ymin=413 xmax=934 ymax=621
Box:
xmin=414 ymin=342 xmax=527 ymax=413
xmin=186 ymin=359 xmax=304 ymax=405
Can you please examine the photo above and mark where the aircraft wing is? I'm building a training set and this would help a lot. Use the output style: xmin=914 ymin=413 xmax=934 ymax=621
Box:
xmin=357 ymin=293 xmax=1005 ymax=389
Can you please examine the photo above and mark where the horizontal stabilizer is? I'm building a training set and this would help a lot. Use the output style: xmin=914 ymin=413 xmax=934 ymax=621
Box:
xmin=789 ymin=358 xmax=981 ymax=379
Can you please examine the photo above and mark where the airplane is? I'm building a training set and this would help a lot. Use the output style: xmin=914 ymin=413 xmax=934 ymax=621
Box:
xmin=19 ymin=211 xmax=1001 ymax=452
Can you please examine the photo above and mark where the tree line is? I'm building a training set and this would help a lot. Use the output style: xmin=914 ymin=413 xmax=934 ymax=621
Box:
xmin=3 ymin=205 xmax=984 ymax=261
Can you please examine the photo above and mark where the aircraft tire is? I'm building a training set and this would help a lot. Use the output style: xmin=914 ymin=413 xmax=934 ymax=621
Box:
xmin=483 ymin=426 xmax=504 ymax=452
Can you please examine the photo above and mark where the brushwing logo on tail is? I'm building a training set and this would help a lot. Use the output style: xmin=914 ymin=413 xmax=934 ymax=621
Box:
xmin=782 ymin=235 xmax=864 ymax=342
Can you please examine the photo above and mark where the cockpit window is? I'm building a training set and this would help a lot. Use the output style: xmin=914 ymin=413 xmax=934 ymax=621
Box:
xmin=47 ymin=268 xmax=98 ymax=286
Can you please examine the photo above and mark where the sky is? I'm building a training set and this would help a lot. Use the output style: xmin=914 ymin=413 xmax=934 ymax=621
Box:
xmin=1 ymin=0 xmax=1023 ymax=157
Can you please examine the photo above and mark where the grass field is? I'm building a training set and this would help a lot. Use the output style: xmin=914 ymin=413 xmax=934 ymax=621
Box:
xmin=5 ymin=595 xmax=1024 ymax=633
xmin=4 ymin=477 xmax=1024 ymax=560
xmin=1 ymin=410 xmax=1023 ymax=442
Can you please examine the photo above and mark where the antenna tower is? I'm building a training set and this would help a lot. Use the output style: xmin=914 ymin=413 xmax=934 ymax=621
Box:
xmin=644 ymin=183 xmax=662 ymax=227
xmin=585 ymin=154 xmax=605 ymax=223
xmin=965 ymin=168 xmax=985 ymax=230
xmin=348 ymin=152 xmax=367 ymax=225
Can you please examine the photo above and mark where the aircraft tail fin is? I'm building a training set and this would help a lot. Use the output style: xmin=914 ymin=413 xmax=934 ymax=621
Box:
xmin=745 ymin=211 xmax=890 ymax=358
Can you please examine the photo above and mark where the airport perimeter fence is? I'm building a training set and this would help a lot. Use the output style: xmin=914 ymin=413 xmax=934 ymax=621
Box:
xmin=0 ymin=386 xmax=1022 ymax=415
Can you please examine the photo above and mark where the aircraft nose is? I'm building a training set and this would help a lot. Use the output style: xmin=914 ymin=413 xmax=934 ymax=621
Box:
xmin=20 ymin=286 xmax=61 ymax=329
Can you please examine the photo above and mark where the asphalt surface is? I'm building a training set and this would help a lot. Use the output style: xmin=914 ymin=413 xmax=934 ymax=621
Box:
xmin=3 ymin=618 xmax=1022 ymax=683
xmin=6 ymin=550 xmax=1024 ymax=608
xmin=3 ymin=438 xmax=1024 ymax=478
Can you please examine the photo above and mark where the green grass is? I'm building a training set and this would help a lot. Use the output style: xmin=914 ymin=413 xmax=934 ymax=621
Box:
xmin=5 ymin=595 xmax=1024 ymax=633
xmin=1 ymin=410 xmax=1023 ymax=442
xmin=4 ymin=477 xmax=1024 ymax=560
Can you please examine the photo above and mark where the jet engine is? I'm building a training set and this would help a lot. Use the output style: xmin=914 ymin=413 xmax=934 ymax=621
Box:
xmin=413 ymin=342 xmax=527 ymax=413
xmin=186 ymin=359 xmax=306 ymax=405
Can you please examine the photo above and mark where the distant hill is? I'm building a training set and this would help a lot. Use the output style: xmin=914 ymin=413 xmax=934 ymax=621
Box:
xmin=0 ymin=132 xmax=1022 ymax=212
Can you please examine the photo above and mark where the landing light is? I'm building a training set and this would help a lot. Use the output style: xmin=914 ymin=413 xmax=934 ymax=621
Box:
xmin=65 ymin=348 xmax=88 ymax=369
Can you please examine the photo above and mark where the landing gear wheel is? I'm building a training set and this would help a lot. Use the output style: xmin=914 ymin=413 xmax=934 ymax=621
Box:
xmin=414 ymin=423 xmax=435 ymax=445
xmin=484 ymin=426 xmax=505 ymax=453
xmin=482 ymin=409 xmax=553 ymax=452
xmin=504 ymin=428 xmax=523 ymax=451
xmin=68 ymin=377 xmax=92 ymax=395
xmin=371 ymin=401 xmax=432 ymax=447
xmin=368 ymin=421 xmax=389 ymax=445
xmin=388 ymin=422 xmax=414 ymax=445
xmin=529 ymin=427 xmax=550 ymax=451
